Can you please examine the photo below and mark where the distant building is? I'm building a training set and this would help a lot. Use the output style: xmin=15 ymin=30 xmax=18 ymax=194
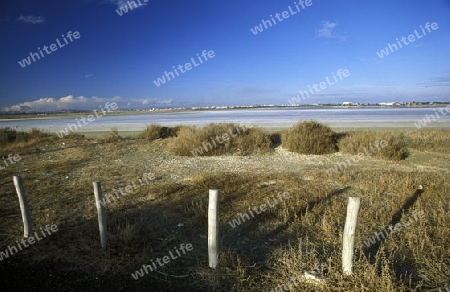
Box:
xmin=342 ymin=102 xmax=359 ymax=106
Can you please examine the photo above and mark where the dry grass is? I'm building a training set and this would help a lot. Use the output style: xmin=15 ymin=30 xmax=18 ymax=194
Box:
xmin=0 ymin=127 xmax=449 ymax=291
xmin=167 ymin=123 xmax=273 ymax=156
xmin=337 ymin=130 xmax=409 ymax=161
xmin=282 ymin=120 xmax=338 ymax=154
xmin=400 ymin=129 xmax=450 ymax=153
xmin=98 ymin=127 xmax=123 ymax=143
xmin=138 ymin=124 xmax=180 ymax=141
xmin=0 ymin=127 xmax=52 ymax=148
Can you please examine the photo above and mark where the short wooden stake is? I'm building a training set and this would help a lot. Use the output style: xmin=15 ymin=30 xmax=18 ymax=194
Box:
xmin=208 ymin=189 xmax=219 ymax=268
xmin=342 ymin=196 xmax=361 ymax=275
xmin=13 ymin=176 xmax=33 ymax=238
xmin=93 ymin=181 xmax=107 ymax=249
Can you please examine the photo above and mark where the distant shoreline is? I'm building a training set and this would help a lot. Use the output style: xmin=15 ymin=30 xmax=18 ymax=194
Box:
xmin=1 ymin=106 xmax=449 ymax=138
xmin=0 ymin=104 xmax=449 ymax=120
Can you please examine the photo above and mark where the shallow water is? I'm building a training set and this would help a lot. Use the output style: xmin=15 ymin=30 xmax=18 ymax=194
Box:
xmin=0 ymin=107 xmax=449 ymax=133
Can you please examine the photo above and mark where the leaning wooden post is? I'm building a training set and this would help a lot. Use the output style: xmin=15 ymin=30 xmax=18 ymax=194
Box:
xmin=13 ymin=176 xmax=33 ymax=238
xmin=342 ymin=196 xmax=361 ymax=276
xmin=208 ymin=189 xmax=219 ymax=268
xmin=93 ymin=181 xmax=107 ymax=249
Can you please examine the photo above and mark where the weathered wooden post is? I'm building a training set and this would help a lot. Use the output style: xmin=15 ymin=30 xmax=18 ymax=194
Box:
xmin=13 ymin=176 xmax=33 ymax=238
xmin=93 ymin=181 xmax=107 ymax=249
xmin=342 ymin=196 xmax=361 ymax=275
xmin=208 ymin=189 xmax=219 ymax=268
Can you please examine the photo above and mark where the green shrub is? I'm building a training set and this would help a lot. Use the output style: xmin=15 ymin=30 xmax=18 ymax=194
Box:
xmin=282 ymin=120 xmax=337 ymax=154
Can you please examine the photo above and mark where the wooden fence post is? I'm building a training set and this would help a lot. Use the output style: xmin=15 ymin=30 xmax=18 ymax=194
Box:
xmin=93 ymin=181 xmax=107 ymax=249
xmin=208 ymin=189 xmax=219 ymax=268
xmin=342 ymin=196 xmax=361 ymax=275
xmin=13 ymin=176 xmax=33 ymax=238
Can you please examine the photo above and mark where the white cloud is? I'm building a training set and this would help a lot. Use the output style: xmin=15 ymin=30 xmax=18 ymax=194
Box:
xmin=2 ymin=95 xmax=172 ymax=112
xmin=141 ymin=98 xmax=172 ymax=105
xmin=316 ymin=21 xmax=347 ymax=42
xmin=316 ymin=21 xmax=337 ymax=38
xmin=16 ymin=15 xmax=45 ymax=24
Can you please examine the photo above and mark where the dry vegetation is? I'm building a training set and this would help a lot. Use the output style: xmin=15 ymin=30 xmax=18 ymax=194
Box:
xmin=338 ymin=130 xmax=409 ymax=161
xmin=138 ymin=125 xmax=180 ymax=141
xmin=282 ymin=121 xmax=338 ymax=155
xmin=0 ymin=127 xmax=53 ymax=148
xmin=98 ymin=127 xmax=123 ymax=143
xmin=166 ymin=123 xmax=273 ymax=156
xmin=0 ymin=124 xmax=449 ymax=291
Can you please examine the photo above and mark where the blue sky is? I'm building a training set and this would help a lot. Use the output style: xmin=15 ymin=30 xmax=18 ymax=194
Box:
xmin=0 ymin=0 xmax=449 ymax=112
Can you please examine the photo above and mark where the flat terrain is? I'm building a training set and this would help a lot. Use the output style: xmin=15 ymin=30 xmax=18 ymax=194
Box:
xmin=0 ymin=129 xmax=449 ymax=291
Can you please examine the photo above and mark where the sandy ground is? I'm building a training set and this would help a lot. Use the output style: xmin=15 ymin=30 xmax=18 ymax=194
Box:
xmin=0 ymin=129 xmax=449 ymax=291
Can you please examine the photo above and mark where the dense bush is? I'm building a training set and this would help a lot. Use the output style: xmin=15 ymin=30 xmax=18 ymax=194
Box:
xmin=401 ymin=129 xmax=450 ymax=153
xmin=138 ymin=124 xmax=179 ymax=141
xmin=167 ymin=123 xmax=273 ymax=156
xmin=282 ymin=120 xmax=338 ymax=154
xmin=338 ymin=130 xmax=409 ymax=160
xmin=0 ymin=127 xmax=51 ymax=146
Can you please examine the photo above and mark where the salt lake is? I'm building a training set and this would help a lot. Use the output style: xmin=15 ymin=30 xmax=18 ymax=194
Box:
xmin=0 ymin=107 xmax=449 ymax=133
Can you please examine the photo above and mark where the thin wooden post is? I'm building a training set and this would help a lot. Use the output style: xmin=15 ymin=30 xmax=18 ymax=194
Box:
xmin=93 ymin=181 xmax=107 ymax=249
xmin=342 ymin=196 xmax=360 ymax=275
xmin=208 ymin=189 xmax=219 ymax=268
xmin=13 ymin=176 xmax=33 ymax=238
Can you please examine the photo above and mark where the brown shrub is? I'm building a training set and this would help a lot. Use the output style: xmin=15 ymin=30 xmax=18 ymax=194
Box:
xmin=234 ymin=127 xmax=274 ymax=155
xmin=282 ymin=120 xmax=337 ymax=154
xmin=0 ymin=127 xmax=52 ymax=146
xmin=99 ymin=127 xmax=122 ymax=143
xmin=138 ymin=124 xmax=179 ymax=141
xmin=338 ymin=130 xmax=409 ymax=160
xmin=401 ymin=129 xmax=450 ymax=153
xmin=0 ymin=127 xmax=17 ymax=144
xmin=167 ymin=123 xmax=273 ymax=156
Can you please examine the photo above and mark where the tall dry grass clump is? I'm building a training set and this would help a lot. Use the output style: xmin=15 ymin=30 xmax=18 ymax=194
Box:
xmin=99 ymin=127 xmax=123 ymax=143
xmin=138 ymin=124 xmax=179 ymax=141
xmin=338 ymin=130 xmax=409 ymax=160
xmin=235 ymin=127 xmax=273 ymax=155
xmin=0 ymin=127 xmax=53 ymax=149
xmin=282 ymin=120 xmax=337 ymax=154
xmin=167 ymin=123 xmax=273 ymax=156
xmin=402 ymin=129 xmax=450 ymax=153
